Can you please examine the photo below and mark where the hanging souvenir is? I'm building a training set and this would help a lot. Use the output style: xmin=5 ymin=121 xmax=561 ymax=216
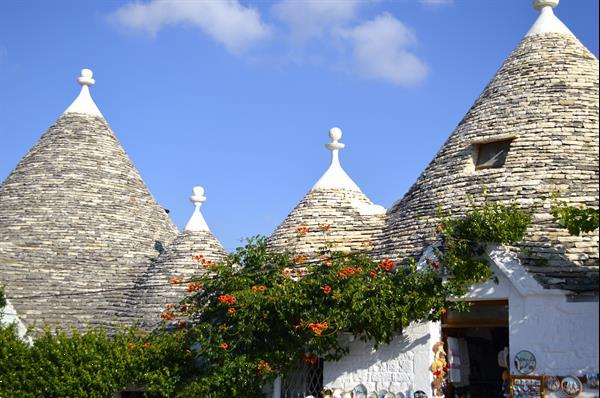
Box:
xmin=545 ymin=376 xmax=560 ymax=392
xmin=586 ymin=373 xmax=599 ymax=388
xmin=561 ymin=375 xmax=583 ymax=397
xmin=513 ymin=350 xmax=536 ymax=375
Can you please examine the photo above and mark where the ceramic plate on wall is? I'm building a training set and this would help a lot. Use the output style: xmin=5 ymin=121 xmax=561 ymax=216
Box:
xmin=561 ymin=376 xmax=583 ymax=397
xmin=513 ymin=350 xmax=536 ymax=374
xmin=545 ymin=376 xmax=560 ymax=392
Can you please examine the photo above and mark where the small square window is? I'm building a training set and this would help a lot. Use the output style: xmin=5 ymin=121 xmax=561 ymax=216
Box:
xmin=473 ymin=139 xmax=513 ymax=170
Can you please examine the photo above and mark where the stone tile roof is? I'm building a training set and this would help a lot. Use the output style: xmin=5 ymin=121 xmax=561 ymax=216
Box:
xmin=268 ymin=188 xmax=385 ymax=256
xmin=132 ymin=230 xmax=227 ymax=330
xmin=0 ymin=113 xmax=179 ymax=332
xmin=269 ymin=129 xmax=386 ymax=257
xmin=376 ymin=32 xmax=599 ymax=293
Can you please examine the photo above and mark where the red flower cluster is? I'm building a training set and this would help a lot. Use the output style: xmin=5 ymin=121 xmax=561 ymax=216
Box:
xmin=165 ymin=303 xmax=175 ymax=311
xmin=161 ymin=311 xmax=176 ymax=321
xmin=143 ymin=342 xmax=151 ymax=350
xmin=218 ymin=294 xmax=237 ymax=305
xmin=187 ymin=282 xmax=203 ymax=293
xmin=219 ymin=342 xmax=229 ymax=350
xmin=320 ymin=257 xmax=333 ymax=267
xmin=192 ymin=254 xmax=214 ymax=269
xmin=295 ymin=225 xmax=309 ymax=236
xmin=176 ymin=320 xmax=188 ymax=329
xmin=303 ymin=353 xmax=318 ymax=365
xmin=425 ymin=257 xmax=442 ymax=271
xmin=308 ymin=321 xmax=329 ymax=336
xmin=318 ymin=224 xmax=332 ymax=231
xmin=257 ymin=359 xmax=272 ymax=375
xmin=292 ymin=255 xmax=307 ymax=264
xmin=228 ymin=307 xmax=237 ymax=314
xmin=251 ymin=285 xmax=267 ymax=293
xmin=321 ymin=285 xmax=332 ymax=294
xmin=127 ymin=343 xmax=136 ymax=351
xmin=378 ymin=258 xmax=395 ymax=272
xmin=170 ymin=276 xmax=185 ymax=285
xmin=436 ymin=223 xmax=446 ymax=234
xmin=337 ymin=266 xmax=360 ymax=278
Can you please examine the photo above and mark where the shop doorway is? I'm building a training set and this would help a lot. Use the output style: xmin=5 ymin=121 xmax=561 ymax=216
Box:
xmin=442 ymin=300 xmax=509 ymax=398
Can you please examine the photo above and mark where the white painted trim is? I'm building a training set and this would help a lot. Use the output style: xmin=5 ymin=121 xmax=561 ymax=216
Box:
xmin=64 ymin=69 xmax=103 ymax=117
xmin=184 ymin=186 xmax=210 ymax=232
xmin=0 ymin=299 xmax=33 ymax=345
xmin=486 ymin=245 xmax=565 ymax=297
xmin=525 ymin=6 xmax=573 ymax=38
xmin=312 ymin=128 xmax=361 ymax=192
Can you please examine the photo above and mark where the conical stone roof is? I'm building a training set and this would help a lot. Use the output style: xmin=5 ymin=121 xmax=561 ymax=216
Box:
xmin=377 ymin=6 xmax=599 ymax=293
xmin=133 ymin=187 xmax=227 ymax=330
xmin=269 ymin=128 xmax=386 ymax=256
xmin=0 ymin=70 xmax=178 ymax=332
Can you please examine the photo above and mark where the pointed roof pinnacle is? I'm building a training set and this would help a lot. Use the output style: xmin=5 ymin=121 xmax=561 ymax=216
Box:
xmin=312 ymin=127 xmax=361 ymax=192
xmin=526 ymin=0 xmax=573 ymax=38
xmin=64 ymin=68 xmax=103 ymax=117
xmin=184 ymin=186 xmax=211 ymax=232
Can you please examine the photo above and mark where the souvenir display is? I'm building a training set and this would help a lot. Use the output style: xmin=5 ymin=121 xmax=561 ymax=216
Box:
xmin=430 ymin=341 xmax=447 ymax=397
xmin=322 ymin=389 xmax=334 ymax=398
xmin=561 ymin=375 xmax=583 ymax=397
xmin=514 ymin=350 xmax=536 ymax=375
xmin=511 ymin=375 xmax=543 ymax=398
xmin=354 ymin=384 xmax=368 ymax=394
xmin=545 ymin=376 xmax=560 ymax=392
xmin=586 ymin=373 xmax=599 ymax=388
xmin=332 ymin=388 xmax=344 ymax=398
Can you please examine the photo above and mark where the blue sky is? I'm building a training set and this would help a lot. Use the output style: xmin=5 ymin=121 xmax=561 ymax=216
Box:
xmin=0 ymin=1 xmax=598 ymax=251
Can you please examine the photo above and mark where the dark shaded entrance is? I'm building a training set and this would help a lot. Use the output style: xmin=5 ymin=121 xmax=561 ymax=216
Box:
xmin=442 ymin=300 xmax=509 ymax=398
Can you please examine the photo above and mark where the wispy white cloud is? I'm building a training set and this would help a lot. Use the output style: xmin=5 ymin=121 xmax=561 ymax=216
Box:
xmin=273 ymin=0 xmax=363 ymax=42
xmin=108 ymin=1 xmax=431 ymax=86
xmin=419 ymin=0 xmax=453 ymax=8
xmin=109 ymin=0 xmax=271 ymax=54
xmin=336 ymin=13 xmax=429 ymax=86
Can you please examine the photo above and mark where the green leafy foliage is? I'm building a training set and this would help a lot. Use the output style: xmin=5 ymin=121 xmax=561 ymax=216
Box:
xmin=0 ymin=325 xmax=197 ymax=398
xmin=551 ymin=198 xmax=599 ymax=236
xmin=0 ymin=285 xmax=5 ymax=311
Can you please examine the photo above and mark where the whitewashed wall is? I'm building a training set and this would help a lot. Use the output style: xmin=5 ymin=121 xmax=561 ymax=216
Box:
xmin=323 ymin=322 xmax=440 ymax=396
xmin=464 ymin=247 xmax=599 ymax=381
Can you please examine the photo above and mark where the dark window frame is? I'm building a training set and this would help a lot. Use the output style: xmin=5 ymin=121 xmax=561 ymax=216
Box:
xmin=472 ymin=139 xmax=514 ymax=170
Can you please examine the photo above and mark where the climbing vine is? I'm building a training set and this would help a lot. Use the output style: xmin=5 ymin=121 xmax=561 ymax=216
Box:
xmin=164 ymin=198 xmax=534 ymax=396
xmin=551 ymin=197 xmax=599 ymax=236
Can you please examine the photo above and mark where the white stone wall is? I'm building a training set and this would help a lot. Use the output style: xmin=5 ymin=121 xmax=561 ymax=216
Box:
xmin=465 ymin=247 xmax=599 ymax=377
xmin=323 ymin=322 xmax=440 ymax=396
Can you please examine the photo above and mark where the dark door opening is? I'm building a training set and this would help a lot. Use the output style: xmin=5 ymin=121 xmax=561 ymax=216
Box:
xmin=442 ymin=300 xmax=509 ymax=398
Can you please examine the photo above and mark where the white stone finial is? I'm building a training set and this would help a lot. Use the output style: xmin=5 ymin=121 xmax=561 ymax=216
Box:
xmin=533 ymin=0 xmax=559 ymax=10
xmin=63 ymin=68 xmax=103 ymax=117
xmin=312 ymin=127 xmax=361 ymax=192
xmin=184 ymin=186 xmax=210 ymax=232
xmin=526 ymin=0 xmax=572 ymax=37
xmin=77 ymin=68 xmax=95 ymax=86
